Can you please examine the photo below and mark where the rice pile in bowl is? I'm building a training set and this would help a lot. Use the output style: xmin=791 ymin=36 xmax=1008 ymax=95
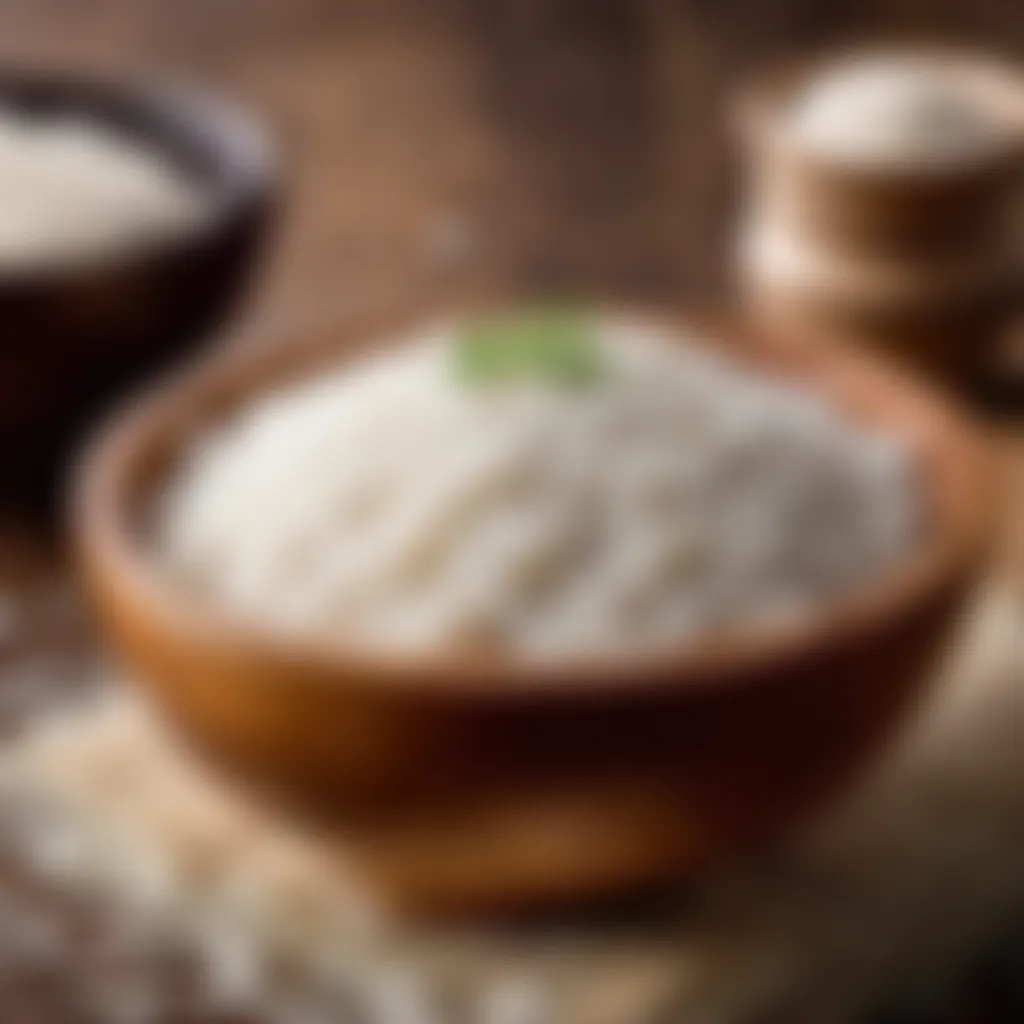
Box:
xmin=156 ymin=313 xmax=920 ymax=660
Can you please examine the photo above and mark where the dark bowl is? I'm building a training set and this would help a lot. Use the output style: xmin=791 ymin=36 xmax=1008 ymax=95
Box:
xmin=0 ymin=71 xmax=277 ymax=507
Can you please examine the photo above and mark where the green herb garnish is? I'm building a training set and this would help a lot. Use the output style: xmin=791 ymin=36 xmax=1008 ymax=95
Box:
xmin=454 ymin=306 xmax=603 ymax=388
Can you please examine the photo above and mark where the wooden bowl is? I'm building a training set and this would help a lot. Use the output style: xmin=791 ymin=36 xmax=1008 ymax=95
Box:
xmin=0 ymin=72 xmax=276 ymax=506
xmin=73 ymin=306 xmax=995 ymax=913
xmin=738 ymin=219 xmax=1021 ymax=385
xmin=736 ymin=47 xmax=1024 ymax=391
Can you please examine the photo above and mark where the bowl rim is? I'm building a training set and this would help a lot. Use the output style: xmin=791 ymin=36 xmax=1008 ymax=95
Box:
xmin=73 ymin=300 xmax=996 ymax=697
xmin=0 ymin=69 xmax=277 ymax=283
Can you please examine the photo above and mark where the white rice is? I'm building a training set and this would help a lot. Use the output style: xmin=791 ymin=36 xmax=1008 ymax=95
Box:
xmin=789 ymin=55 xmax=1007 ymax=168
xmin=157 ymin=319 xmax=920 ymax=658
xmin=0 ymin=108 xmax=204 ymax=269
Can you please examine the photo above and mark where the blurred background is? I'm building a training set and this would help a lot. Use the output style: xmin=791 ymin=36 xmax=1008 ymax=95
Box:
xmin=8 ymin=0 xmax=1023 ymax=318
xmin=0 ymin=0 xmax=1022 ymax=328
xmin=0 ymin=1 xmax=1022 ymax=1022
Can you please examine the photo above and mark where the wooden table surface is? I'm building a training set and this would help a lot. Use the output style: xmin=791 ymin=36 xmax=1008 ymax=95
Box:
xmin=0 ymin=2 xmax=1021 ymax=1020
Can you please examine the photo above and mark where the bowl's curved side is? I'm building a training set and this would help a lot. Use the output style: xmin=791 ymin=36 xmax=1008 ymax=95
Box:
xmin=79 ymin=503 xmax=972 ymax=911
xmin=333 ymin=583 xmax=962 ymax=913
